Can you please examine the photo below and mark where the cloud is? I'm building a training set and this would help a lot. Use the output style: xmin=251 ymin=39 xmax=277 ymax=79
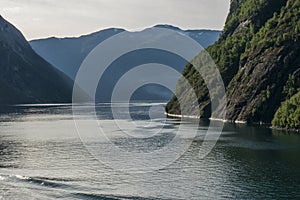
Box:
xmin=2 ymin=6 xmax=22 ymax=14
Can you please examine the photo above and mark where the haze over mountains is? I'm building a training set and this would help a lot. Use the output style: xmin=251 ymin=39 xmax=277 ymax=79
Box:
xmin=30 ymin=25 xmax=221 ymax=101
xmin=0 ymin=15 xmax=221 ymax=104
xmin=0 ymin=15 xmax=73 ymax=105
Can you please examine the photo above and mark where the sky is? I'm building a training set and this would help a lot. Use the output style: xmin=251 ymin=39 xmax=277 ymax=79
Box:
xmin=0 ymin=0 xmax=230 ymax=40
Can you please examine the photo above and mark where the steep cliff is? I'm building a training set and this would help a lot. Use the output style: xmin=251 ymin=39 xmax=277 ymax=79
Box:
xmin=166 ymin=0 xmax=300 ymax=124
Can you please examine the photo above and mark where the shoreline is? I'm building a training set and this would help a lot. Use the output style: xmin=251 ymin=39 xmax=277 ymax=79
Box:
xmin=164 ymin=112 xmax=200 ymax=119
xmin=165 ymin=112 xmax=300 ymax=133
xmin=165 ymin=112 xmax=247 ymax=124
xmin=271 ymin=126 xmax=300 ymax=133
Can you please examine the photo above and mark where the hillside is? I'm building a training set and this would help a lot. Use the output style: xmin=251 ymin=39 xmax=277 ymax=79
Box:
xmin=30 ymin=28 xmax=125 ymax=79
xmin=166 ymin=0 xmax=300 ymax=124
xmin=0 ymin=16 xmax=73 ymax=105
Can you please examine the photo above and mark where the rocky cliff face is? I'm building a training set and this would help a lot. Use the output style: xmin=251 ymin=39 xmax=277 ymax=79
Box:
xmin=0 ymin=16 xmax=73 ymax=105
xmin=166 ymin=0 xmax=300 ymax=124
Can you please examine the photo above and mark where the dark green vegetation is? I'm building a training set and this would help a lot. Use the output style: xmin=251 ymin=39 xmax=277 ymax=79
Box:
xmin=166 ymin=0 xmax=300 ymax=127
xmin=272 ymin=90 xmax=300 ymax=129
xmin=0 ymin=16 xmax=74 ymax=105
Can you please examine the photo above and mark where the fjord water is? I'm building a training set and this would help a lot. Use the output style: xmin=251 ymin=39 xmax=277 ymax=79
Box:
xmin=0 ymin=104 xmax=299 ymax=199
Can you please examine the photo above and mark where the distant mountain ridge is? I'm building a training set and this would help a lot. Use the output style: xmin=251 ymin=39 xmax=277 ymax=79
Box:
xmin=30 ymin=28 xmax=125 ymax=80
xmin=154 ymin=24 xmax=222 ymax=48
xmin=30 ymin=25 xmax=221 ymax=80
xmin=0 ymin=16 xmax=74 ymax=105
xmin=30 ymin=25 xmax=221 ymax=101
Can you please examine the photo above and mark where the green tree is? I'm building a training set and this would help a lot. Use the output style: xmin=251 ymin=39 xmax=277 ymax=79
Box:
xmin=272 ymin=91 xmax=300 ymax=129
xmin=283 ymin=74 xmax=296 ymax=98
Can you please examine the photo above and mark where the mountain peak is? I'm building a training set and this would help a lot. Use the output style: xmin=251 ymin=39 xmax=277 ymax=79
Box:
xmin=0 ymin=15 xmax=10 ymax=25
xmin=154 ymin=24 xmax=182 ymax=31
xmin=0 ymin=15 xmax=32 ymax=51
xmin=0 ymin=15 xmax=6 ymax=24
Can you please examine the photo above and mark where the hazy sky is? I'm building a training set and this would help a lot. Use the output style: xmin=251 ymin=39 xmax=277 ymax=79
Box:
xmin=0 ymin=0 xmax=230 ymax=40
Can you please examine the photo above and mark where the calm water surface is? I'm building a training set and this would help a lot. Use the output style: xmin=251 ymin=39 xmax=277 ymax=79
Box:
xmin=0 ymin=104 xmax=299 ymax=199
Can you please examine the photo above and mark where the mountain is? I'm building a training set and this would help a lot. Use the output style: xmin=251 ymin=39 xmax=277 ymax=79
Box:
xmin=30 ymin=25 xmax=220 ymax=80
xmin=30 ymin=28 xmax=125 ymax=80
xmin=30 ymin=25 xmax=221 ymax=101
xmin=0 ymin=16 xmax=73 ymax=105
xmin=154 ymin=25 xmax=221 ymax=49
xmin=166 ymin=0 xmax=300 ymax=126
